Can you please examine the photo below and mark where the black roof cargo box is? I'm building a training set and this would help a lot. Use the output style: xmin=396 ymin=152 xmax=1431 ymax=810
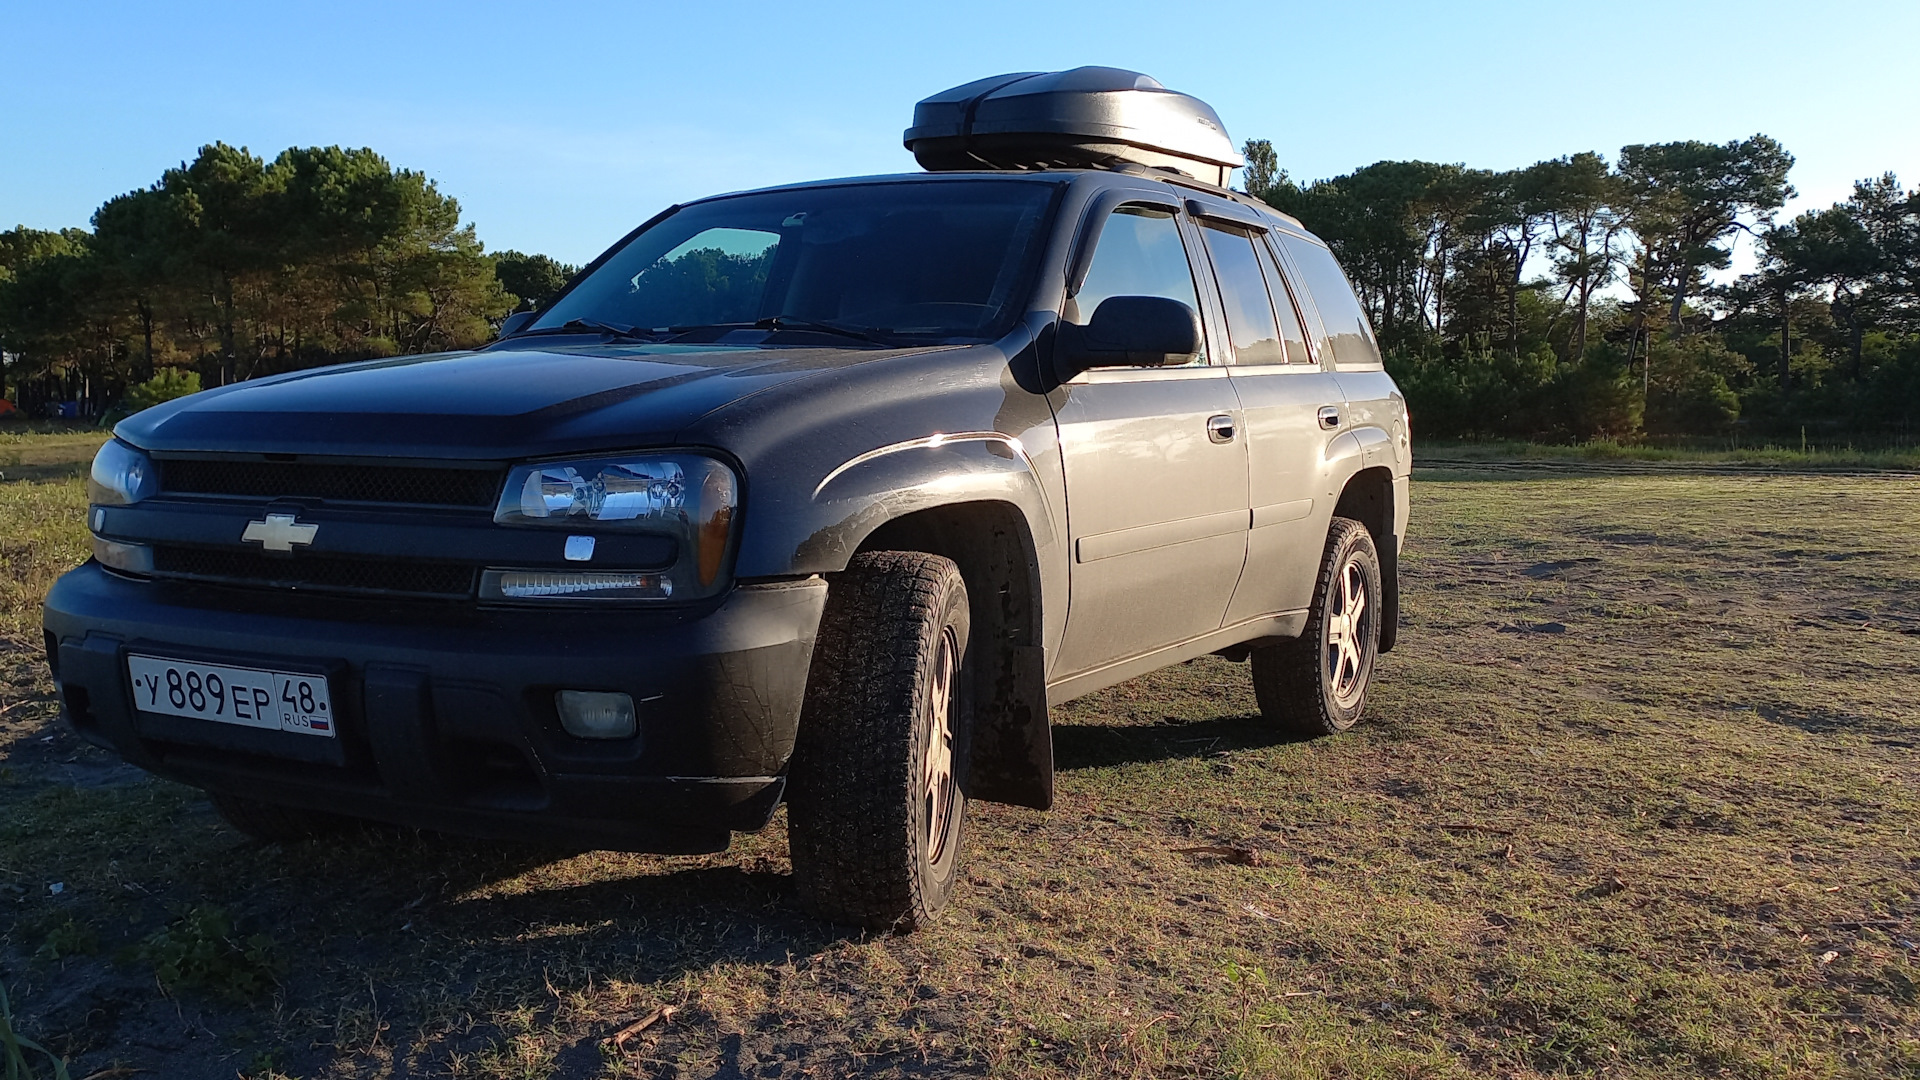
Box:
xmin=904 ymin=67 xmax=1244 ymax=186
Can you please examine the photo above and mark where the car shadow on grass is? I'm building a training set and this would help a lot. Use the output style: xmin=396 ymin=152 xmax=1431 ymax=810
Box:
xmin=429 ymin=859 xmax=831 ymax=954
xmin=1050 ymin=712 xmax=1310 ymax=770
xmin=260 ymin=821 xmax=839 ymax=952
xmin=51 ymin=824 xmax=863 ymax=1079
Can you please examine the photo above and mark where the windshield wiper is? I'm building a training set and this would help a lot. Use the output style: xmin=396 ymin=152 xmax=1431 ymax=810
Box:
xmin=754 ymin=316 xmax=887 ymax=344
xmin=665 ymin=318 xmax=888 ymax=344
xmin=516 ymin=318 xmax=663 ymax=342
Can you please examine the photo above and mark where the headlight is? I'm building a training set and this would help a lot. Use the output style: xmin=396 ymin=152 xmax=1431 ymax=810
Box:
xmin=88 ymin=440 xmax=159 ymax=506
xmin=490 ymin=453 xmax=739 ymax=601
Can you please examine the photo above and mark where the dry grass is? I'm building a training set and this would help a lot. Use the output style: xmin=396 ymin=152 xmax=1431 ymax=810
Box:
xmin=0 ymin=427 xmax=106 ymax=486
xmin=0 ymin=438 xmax=1916 ymax=1078
xmin=1421 ymin=438 xmax=1920 ymax=472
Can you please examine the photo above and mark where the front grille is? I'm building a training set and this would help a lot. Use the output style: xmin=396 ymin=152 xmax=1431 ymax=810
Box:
xmin=159 ymin=459 xmax=502 ymax=509
xmin=152 ymin=546 xmax=477 ymax=598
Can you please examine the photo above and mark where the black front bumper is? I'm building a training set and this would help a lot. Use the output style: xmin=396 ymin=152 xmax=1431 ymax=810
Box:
xmin=43 ymin=564 xmax=826 ymax=853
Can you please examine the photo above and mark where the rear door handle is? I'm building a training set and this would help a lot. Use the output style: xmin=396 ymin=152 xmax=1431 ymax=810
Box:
xmin=1206 ymin=414 xmax=1236 ymax=443
xmin=1318 ymin=406 xmax=1341 ymax=429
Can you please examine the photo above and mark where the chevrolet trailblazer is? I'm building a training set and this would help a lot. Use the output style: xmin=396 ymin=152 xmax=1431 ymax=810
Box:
xmin=45 ymin=68 xmax=1411 ymax=929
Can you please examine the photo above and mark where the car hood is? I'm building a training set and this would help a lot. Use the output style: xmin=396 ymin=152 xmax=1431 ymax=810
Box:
xmin=118 ymin=341 xmax=951 ymax=460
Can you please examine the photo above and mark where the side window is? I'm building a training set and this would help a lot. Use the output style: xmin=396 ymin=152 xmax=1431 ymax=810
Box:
xmin=1198 ymin=222 xmax=1284 ymax=366
xmin=1256 ymin=238 xmax=1314 ymax=365
xmin=1070 ymin=205 xmax=1207 ymax=366
xmin=1278 ymin=234 xmax=1382 ymax=369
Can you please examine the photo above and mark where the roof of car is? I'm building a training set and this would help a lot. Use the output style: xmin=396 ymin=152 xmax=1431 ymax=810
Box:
xmin=688 ymin=168 xmax=1307 ymax=232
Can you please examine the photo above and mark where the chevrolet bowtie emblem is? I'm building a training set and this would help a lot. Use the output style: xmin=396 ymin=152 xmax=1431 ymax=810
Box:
xmin=241 ymin=513 xmax=319 ymax=553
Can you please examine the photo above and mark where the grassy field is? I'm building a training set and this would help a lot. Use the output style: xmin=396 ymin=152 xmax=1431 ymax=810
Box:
xmin=1 ymin=433 xmax=1917 ymax=1078
xmin=1420 ymin=438 xmax=1920 ymax=472
xmin=0 ymin=425 xmax=106 ymax=487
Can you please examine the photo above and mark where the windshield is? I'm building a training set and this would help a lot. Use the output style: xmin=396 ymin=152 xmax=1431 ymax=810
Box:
xmin=531 ymin=180 xmax=1061 ymax=344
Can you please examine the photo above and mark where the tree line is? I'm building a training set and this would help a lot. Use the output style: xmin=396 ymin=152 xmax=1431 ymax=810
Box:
xmin=0 ymin=143 xmax=575 ymax=417
xmin=1241 ymin=136 xmax=1920 ymax=443
xmin=6 ymin=137 xmax=1915 ymax=443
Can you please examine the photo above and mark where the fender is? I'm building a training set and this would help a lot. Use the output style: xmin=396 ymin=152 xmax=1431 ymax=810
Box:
xmin=793 ymin=431 xmax=1061 ymax=574
xmin=683 ymin=328 xmax=1070 ymax=809
xmin=705 ymin=331 xmax=1065 ymax=583
xmin=1320 ymin=429 xmax=1366 ymax=505
xmin=1320 ymin=425 xmax=1401 ymax=652
xmin=804 ymin=435 xmax=1062 ymax=810
xmin=1319 ymin=425 xmax=1394 ymax=501
xmin=733 ymin=429 xmax=1066 ymax=811
xmin=1345 ymin=422 xmax=1402 ymax=653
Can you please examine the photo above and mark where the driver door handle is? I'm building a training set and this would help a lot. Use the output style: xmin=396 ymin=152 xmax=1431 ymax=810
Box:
xmin=1318 ymin=406 xmax=1342 ymax=429
xmin=1206 ymin=414 xmax=1236 ymax=443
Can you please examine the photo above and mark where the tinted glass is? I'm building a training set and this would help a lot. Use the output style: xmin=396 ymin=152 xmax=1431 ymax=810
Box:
xmin=1278 ymin=235 xmax=1382 ymax=369
xmin=536 ymin=180 xmax=1059 ymax=342
xmin=1256 ymin=238 xmax=1313 ymax=365
xmin=622 ymin=227 xmax=779 ymax=328
xmin=1070 ymin=206 xmax=1207 ymax=366
xmin=1199 ymin=222 xmax=1284 ymax=366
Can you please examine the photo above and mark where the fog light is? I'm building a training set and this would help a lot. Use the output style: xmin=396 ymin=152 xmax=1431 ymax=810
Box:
xmin=556 ymin=690 xmax=637 ymax=739
xmin=92 ymin=536 xmax=154 ymax=575
xmin=481 ymin=569 xmax=672 ymax=600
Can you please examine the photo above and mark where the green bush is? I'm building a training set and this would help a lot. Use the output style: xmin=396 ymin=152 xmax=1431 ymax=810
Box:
xmin=1388 ymin=347 xmax=1550 ymax=439
xmin=1855 ymin=337 xmax=1920 ymax=435
xmin=32 ymin=917 xmax=98 ymax=963
xmin=1546 ymin=342 xmax=1643 ymax=440
xmin=1387 ymin=343 xmax=1640 ymax=441
xmin=127 ymin=905 xmax=281 ymax=1004
xmin=1645 ymin=336 xmax=1744 ymax=436
xmin=99 ymin=368 xmax=203 ymax=428
xmin=124 ymin=368 xmax=201 ymax=413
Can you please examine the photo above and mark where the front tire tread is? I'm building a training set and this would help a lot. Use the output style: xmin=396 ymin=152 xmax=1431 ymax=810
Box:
xmin=787 ymin=551 xmax=968 ymax=931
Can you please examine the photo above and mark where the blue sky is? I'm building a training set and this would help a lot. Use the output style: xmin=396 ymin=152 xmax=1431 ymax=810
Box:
xmin=4 ymin=0 xmax=1916 ymax=269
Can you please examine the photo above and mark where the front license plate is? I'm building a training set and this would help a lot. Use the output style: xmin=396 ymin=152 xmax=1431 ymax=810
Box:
xmin=126 ymin=655 xmax=335 ymax=738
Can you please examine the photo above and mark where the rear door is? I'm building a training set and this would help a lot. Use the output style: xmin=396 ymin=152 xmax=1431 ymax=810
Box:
xmin=1187 ymin=200 xmax=1350 ymax=621
xmin=1276 ymin=231 xmax=1408 ymax=480
xmin=1277 ymin=231 xmax=1410 ymax=589
xmin=1049 ymin=194 xmax=1249 ymax=678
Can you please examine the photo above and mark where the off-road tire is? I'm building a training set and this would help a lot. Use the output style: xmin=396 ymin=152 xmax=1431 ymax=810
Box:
xmin=787 ymin=551 xmax=971 ymax=931
xmin=1251 ymin=517 xmax=1382 ymax=737
xmin=209 ymin=792 xmax=356 ymax=843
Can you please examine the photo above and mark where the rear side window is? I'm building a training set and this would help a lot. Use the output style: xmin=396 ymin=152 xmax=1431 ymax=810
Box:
xmin=1256 ymin=239 xmax=1314 ymax=365
xmin=1071 ymin=205 xmax=1208 ymax=366
xmin=1198 ymin=222 xmax=1284 ymax=366
xmin=1278 ymin=235 xmax=1381 ymax=369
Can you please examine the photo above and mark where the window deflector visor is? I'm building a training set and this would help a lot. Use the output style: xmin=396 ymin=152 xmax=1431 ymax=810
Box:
xmin=1066 ymin=189 xmax=1182 ymax=298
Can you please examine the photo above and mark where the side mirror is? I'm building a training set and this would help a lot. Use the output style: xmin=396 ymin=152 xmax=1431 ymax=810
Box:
xmin=498 ymin=310 xmax=538 ymax=339
xmin=1055 ymin=295 xmax=1201 ymax=377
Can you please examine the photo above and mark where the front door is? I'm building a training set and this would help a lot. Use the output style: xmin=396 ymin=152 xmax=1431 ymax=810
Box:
xmin=1049 ymin=198 xmax=1249 ymax=678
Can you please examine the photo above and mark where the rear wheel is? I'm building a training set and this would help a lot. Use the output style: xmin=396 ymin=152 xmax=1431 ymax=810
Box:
xmin=209 ymin=792 xmax=357 ymax=843
xmin=1251 ymin=517 xmax=1382 ymax=737
xmin=787 ymin=551 xmax=970 ymax=930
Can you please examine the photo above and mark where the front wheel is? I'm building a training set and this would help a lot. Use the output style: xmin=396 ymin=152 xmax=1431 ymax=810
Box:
xmin=786 ymin=551 xmax=970 ymax=930
xmin=1250 ymin=517 xmax=1382 ymax=736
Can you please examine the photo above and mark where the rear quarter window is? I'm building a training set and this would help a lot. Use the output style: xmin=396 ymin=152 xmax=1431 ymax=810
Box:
xmin=1278 ymin=235 xmax=1382 ymax=370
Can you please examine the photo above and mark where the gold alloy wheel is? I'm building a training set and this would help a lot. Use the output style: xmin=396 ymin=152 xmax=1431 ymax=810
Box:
xmin=922 ymin=624 xmax=959 ymax=866
xmin=1325 ymin=556 xmax=1373 ymax=710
